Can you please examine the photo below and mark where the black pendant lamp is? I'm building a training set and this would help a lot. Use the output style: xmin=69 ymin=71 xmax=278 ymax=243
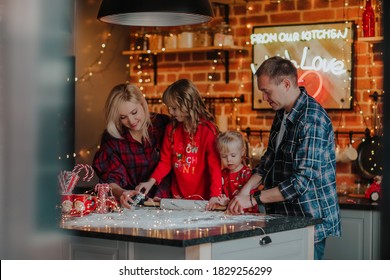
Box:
xmin=97 ymin=0 xmax=214 ymax=27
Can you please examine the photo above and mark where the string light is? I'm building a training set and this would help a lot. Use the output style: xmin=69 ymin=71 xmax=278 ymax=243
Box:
xmin=74 ymin=25 xmax=115 ymax=83
xmin=62 ymin=207 xmax=274 ymax=231
xmin=73 ymin=1 xmax=379 ymax=148
xmin=58 ymin=143 xmax=100 ymax=162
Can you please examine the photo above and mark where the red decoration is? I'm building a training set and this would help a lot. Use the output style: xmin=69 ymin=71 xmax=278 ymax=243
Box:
xmin=362 ymin=0 xmax=375 ymax=37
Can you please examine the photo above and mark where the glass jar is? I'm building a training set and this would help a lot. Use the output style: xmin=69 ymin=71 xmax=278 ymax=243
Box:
xmin=164 ymin=30 xmax=178 ymax=49
xmin=178 ymin=26 xmax=194 ymax=48
xmin=354 ymin=179 xmax=363 ymax=194
xmin=134 ymin=29 xmax=149 ymax=51
xmin=148 ymin=28 xmax=163 ymax=51
xmin=213 ymin=22 xmax=234 ymax=47
xmin=195 ymin=24 xmax=212 ymax=47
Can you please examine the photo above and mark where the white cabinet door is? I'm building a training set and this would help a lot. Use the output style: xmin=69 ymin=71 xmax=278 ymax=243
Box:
xmin=324 ymin=209 xmax=380 ymax=260
xmin=63 ymin=236 xmax=128 ymax=260
xmin=211 ymin=227 xmax=314 ymax=260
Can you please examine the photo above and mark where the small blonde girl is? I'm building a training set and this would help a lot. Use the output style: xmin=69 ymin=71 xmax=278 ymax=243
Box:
xmin=217 ymin=131 xmax=257 ymax=212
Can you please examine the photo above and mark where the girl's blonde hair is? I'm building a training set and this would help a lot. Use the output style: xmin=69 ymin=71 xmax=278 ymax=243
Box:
xmin=105 ymin=84 xmax=151 ymax=142
xmin=162 ymin=79 xmax=215 ymax=135
xmin=217 ymin=130 xmax=247 ymax=160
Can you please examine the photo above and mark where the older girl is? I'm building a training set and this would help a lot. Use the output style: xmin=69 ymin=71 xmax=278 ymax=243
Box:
xmin=137 ymin=79 xmax=222 ymax=210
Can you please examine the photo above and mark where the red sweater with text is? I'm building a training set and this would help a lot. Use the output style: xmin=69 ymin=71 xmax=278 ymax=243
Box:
xmin=151 ymin=120 xmax=222 ymax=200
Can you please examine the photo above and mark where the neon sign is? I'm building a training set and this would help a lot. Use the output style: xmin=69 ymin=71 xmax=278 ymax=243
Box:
xmin=251 ymin=47 xmax=347 ymax=76
xmin=250 ymin=27 xmax=349 ymax=45
xmin=252 ymin=22 xmax=354 ymax=110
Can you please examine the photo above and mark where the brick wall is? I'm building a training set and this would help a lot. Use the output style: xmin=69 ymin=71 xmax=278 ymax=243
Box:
xmin=127 ymin=0 xmax=383 ymax=188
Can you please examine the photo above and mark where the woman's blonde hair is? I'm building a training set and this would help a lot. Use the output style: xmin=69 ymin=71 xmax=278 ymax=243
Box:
xmin=105 ymin=84 xmax=151 ymax=142
xmin=162 ymin=79 xmax=215 ymax=135
xmin=217 ymin=130 xmax=247 ymax=160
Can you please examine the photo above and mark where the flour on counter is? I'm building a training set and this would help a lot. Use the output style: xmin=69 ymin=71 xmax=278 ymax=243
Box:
xmin=62 ymin=208 xmax=278 ymax=230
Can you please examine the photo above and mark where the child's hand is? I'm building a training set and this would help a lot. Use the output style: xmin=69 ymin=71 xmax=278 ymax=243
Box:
xmin=217 ymin=194 xmax=230 ymax=206
xmin=205 ymin=196 xmax=220 ymax=211
xmin=120 ymin=190 xmax=141 ymax=209
xmin=135 ymin=179 xmax=155 ymax=195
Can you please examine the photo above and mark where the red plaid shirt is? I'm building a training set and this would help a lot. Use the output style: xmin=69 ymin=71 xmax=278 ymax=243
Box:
xmin=93 ymin=113 xmax=172 ymax=198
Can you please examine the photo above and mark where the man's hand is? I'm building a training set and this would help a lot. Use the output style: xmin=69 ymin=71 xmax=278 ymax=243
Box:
xmin=227 ymin=193 xmax=253 ymax=214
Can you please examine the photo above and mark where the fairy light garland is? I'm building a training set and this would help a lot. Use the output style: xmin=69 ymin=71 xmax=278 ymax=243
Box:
xmin=58 ymin=143 xmax=100 ymax=162
xmin=336 ymin=1 xmax=354 ymax=130
xmin=70 ymin=1 xmax=380 ymax=157
xmin=128 ymin=30 xmax=153 ymax=89
xmin=75 ymin=25 xmax=116 ymax=83
xmin=228 ymin=2 xmax=253 ymax=131
xmin=62 ymin=207 xmax=275 ymax=231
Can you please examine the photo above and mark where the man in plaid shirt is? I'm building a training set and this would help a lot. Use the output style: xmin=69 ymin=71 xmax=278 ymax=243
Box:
xmin=228 ymin=56 xmax=341 ymax=260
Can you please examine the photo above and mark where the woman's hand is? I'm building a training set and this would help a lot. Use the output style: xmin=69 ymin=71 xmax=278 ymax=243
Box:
xmin=120 ymin=189 xmax=140 ymax=209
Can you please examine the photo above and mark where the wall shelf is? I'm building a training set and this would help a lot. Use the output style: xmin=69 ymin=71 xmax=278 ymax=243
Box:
xmin=211 ymin=0 xmax=247 ymax=4
xmin=122 ymin=45 xmax=243 ymax=56
xmin=122 ymin=1 xmax=245 ymax=85
xmin=122 ymin=46 xmax=245 ymax=85
xmin=357 ymin=36 xmax=383 ymax=43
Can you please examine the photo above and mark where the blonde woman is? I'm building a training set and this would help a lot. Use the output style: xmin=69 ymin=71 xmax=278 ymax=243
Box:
xmin=136 ymin=79 xmax=222 ymax=210
xmin=93 ymin=84 xmax=171 ymax=208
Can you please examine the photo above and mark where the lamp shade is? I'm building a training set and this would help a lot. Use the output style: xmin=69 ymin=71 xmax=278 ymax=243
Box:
xmin=97 ymin=0 xmax=214 ymax=26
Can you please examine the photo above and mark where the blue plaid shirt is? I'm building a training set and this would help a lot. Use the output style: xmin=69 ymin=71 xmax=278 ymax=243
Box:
xmin=253 ymin=87 xmax=341 ymax=242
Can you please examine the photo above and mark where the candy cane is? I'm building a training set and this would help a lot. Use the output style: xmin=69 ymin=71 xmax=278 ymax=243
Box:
xmin=58 ymin=172 xmax=66 ymax=194
xmin=59 ymin=171 xmax=73 ymax=194
xmin=86 ymin=165 xmax=94 ymax=182
xmin=71 ymin=164 xmax=84 ymax=176
xmin=59 ymin=164 xmax=95 ymax=195
xmin=66 ymin=172 xmax=79 ymax=194
xmin=63 ymin=171 xmax=72 ymax=190
xmin=94 ymin=183 xmax=110 ymax=214
xmin=72 ymin=164 xmax=94 ymax=182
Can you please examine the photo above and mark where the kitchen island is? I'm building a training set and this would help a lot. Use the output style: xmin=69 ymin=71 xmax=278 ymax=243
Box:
xmin=60 ymin=208 xmax=320 ymax=260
